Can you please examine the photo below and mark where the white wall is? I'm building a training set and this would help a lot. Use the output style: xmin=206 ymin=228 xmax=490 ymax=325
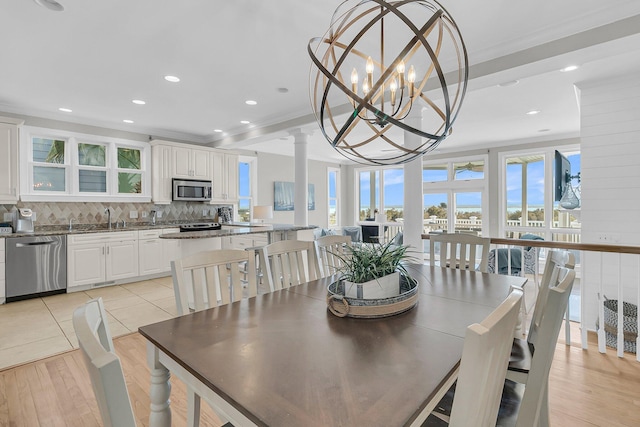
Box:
xmin=578 ymin=73 xmax=640 ymax=329
xmin=253 ymin=151 xmax=346 ymax=228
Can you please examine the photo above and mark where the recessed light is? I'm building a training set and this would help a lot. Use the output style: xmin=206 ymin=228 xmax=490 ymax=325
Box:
xmin=164 ymin=75 xmax=180 ymax=83
xmin=240 ymin=120 xmax=250 ymax=124
xmin=277 ymin=87 xmax=289 ymax=93
xmin=497 ymin=80 xmax=519 ymax=87
xmin=526 ymin=110 xmax=540 ymax=115
xmin=560 ymin=65 xmax=579 ymax=73
xmin=132 ymin=99 xmax=146 ymax=105
xmin=245 ymin=100 xmax=257 ymax=105
xmin=538 ymin=128 xmax=550 ymax=132
xmin=58 ymin=107 xmax=72 ymax=112
xmin=34 ymin=0 xmax=64 ymax=12
xmin=123 ymin=119 xmax=134 ymax=124
xmin=214 ymin=129 xmax=223 ymax=133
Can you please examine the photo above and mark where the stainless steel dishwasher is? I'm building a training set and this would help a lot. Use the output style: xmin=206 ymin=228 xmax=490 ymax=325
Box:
xmin=6 ymin=235 xmax=67 ymax=302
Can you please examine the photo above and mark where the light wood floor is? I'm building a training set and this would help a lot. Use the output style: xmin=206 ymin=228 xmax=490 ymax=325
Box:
xmin=0 ymin=325 xmax=638 ymax=426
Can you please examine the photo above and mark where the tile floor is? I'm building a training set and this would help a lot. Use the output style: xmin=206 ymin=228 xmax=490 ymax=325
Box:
xmin=0 ymin=275 xmax=178 ymax=370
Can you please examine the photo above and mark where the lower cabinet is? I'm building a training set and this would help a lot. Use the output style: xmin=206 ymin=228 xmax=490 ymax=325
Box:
xmin=138 ymin=228 xmax=181 ymax=275
xmin=67 ymin=231 xmax=139 ymax=289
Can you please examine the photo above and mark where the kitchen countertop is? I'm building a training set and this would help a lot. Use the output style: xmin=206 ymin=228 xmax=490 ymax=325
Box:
xmin=160 ymin=224 xmax=318 ymax=239
xmin=3 ymin=222 xmax=318 ymax=238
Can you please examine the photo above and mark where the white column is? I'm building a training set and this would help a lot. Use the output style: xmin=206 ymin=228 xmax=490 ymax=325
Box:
xmin=292 ymin=129 xmax=309 ymax=226
xmin=403 ymin=108 xmax=424 ymax=254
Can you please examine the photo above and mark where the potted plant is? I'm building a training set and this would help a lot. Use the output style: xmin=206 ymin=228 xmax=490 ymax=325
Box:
xmin=333 ymin=240 xmax=418 ymax=299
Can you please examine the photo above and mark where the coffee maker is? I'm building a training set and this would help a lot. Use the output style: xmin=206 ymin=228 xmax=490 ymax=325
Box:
xmin=13 ymin=208 xmax=35 ymax=233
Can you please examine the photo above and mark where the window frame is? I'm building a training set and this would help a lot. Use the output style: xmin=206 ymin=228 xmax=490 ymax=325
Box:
xmin=498 ymin=145 xmax=581 ymax=241
xmin=20 ymin=126 xmax=151 ymax=202
xmin=353 ymin=165 xmax=405 ymax=223
xmin=328 ymin=167 xmax=340 ymax=227
xmin=238 ymin=155 xmax=257 ymax=222
xmin=422 ymin=155 xmax=489 ymax=234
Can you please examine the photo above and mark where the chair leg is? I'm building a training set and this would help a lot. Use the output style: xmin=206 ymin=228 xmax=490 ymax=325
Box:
xmin=539 ymin=384 xmax=550 ymax=427
xmin=187 ymin=388 xmax=201 ymax=427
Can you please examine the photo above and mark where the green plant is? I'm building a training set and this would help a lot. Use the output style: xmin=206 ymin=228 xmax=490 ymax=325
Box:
xmin=333 ymin=240 xmax=418 ymax=283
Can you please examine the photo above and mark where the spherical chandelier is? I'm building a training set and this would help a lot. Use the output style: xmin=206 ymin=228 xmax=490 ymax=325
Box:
xmin=308 ymin=0 xmax=468 ymax=165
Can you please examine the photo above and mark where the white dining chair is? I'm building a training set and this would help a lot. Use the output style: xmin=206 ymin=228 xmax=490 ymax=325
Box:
xmin=259 ymin=239 xmax=320 ymax=291
xmin=427 ymin=289 xmax=523 ymax=426
xmin=72 ymin=298 xmax=136 ymax=427
xmin=171 ymin=249 xmax=258 ymax=315
xmin=504 ymin=251 xmax=576 ymax=427
xmin=429 ymin=233 xmax=491 ymax=273
xmin=171 ymin=249 xmax=258 ymax=427
xmin=314 ymin=234 xmax=352 ymax=278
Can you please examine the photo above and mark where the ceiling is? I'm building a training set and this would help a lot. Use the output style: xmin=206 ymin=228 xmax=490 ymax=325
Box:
xmin=2 ymin=0 xmax=640 ymax=163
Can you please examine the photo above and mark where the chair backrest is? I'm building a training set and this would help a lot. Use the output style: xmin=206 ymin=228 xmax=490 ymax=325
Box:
xmin=516 ymin=265 xmax=575 ymax=427
xmin=527 ymin=250 xmax=575 ymax=347
xmin=429 ymin=233 xmax=491 ymax=273
xmin=314 ymin=234 xmax=352 ymax=278
xmin=449 ymin=289 xmax=524 ymax=427
xmin=171 ymin=249 xmax=258 ymax=316
xmin=259 ymin=239 xmax=320 ymax=291
xmin=72 ymin=298 xmax=136 ymax=427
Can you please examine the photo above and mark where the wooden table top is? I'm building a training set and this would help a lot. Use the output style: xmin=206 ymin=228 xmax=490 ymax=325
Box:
xmin=139 ymin=265 xmax=526 ymax=427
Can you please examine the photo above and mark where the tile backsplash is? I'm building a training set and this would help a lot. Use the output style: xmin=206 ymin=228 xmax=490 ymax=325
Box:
xmin=0 ymin=201 xmax=233 ymax=227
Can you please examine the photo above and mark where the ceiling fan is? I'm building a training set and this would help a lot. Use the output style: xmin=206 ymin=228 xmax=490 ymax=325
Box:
xmin=456 ymin=161 xmax=484 ymax=174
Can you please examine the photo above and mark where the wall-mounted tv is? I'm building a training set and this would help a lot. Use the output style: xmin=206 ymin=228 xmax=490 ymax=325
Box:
xmin=554 ymin=150 xmax=571 ymax=202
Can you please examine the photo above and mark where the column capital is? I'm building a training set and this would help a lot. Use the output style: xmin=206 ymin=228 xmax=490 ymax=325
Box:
xmin=289 ymin=128 xmax=312 ymax=143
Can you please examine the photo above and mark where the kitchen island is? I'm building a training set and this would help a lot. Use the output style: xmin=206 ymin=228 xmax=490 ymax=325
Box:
xmin=161 ymin=223 xmax=318 ymax=256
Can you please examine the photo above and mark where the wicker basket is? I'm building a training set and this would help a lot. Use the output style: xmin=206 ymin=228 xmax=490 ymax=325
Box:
xmin=598 ymin=298 xmax=638 ymax=354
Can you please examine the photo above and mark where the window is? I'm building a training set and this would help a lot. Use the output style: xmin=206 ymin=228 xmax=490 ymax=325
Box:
xmin=238 ymin=156 xmax=257 ymax=222
xmin=117 ymin=147 xmax=142 ymax=194
xmin=328 ymin=167 xmax=340 ymax=227
xmin=500 ymin=148 xmax=581 ymax=242
xmin=78 ymin=142 xmax=107 ymax=193
xmin=356 ymin=167 xmax=404 ymax=222
xmin=423 ymin=156 xmax=487 ymax=234
xmin=21 ymin=126 xmax=150 ymax=201
xmin=32 ymin=137 xmax=67 ymax=192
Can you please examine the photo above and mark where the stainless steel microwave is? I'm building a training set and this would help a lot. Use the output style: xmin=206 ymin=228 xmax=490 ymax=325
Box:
xmin=172 ymin=178 xmax=212 ymax=202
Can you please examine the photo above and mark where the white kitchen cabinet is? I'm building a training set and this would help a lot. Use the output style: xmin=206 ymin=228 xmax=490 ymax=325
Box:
xmin=172 ymin=145 xmax=210 ymax=179
xmin=138 ymin=230 xmax=164 ymax=276
xmin=223 ymin=233 xmax=267 ymax=250
xmin=210 ymin=151 xmax=238 ymax=202
xmin=151 ymin=143 xmax=172 ymax=204
xmin=162 ymin=228 xmax=181 ymax=270
xmin=0 ymin=117 xmax=23 ymax=204
xmin=138 ymin=228 xmax=181 ymax=275
xmin=0 ymin=238 xmax=5 ymax=304
xmin=67 ymin=231 xmax=139 ymax=289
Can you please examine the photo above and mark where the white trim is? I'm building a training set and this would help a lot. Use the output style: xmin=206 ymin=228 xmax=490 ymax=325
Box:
xmin=328 ymin=167 xmax=340 ymax=227
xmin=20 ymin=125 xmax=151 ymax=201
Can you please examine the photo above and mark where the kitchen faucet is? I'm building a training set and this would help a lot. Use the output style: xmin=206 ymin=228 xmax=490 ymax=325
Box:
xmin=104 ymin=207 xmax=112 ymax=229
xmin=150 ymin=210 xmax=157 ymax=225
xmin=68 ymin=218 xmax=75 ymax=231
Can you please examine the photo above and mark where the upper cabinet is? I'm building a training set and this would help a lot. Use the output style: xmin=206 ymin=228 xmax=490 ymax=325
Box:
xmin=0 ymin=117 xmax=23 ymax=204
xmin=172 ymin=145 xmax=210 ymax=179
xmin=210 ymin=151 xmax=238 ymax=203
xmin=150 ymin=140 xmax=238 ymax=205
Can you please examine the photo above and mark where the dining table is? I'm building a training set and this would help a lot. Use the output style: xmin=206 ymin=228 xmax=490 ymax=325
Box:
xmin=138 ymin=264 xmax=527 ymax=427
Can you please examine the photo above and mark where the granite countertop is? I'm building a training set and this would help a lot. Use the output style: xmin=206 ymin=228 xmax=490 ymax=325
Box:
xmin=2 ymin=222 xmax=318 ymax=239
xmin=161 ymin=224 xmax=318 ymax=239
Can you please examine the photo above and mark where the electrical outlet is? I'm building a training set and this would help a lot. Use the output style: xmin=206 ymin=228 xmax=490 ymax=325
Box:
xmin=203 ymin=209 xmax=209 ymax=217
xmin=142 ymin=211 xmax=148 ymax=218
xmin=129 ymin=210 xmax=139 ymax=219
xmin=3 ymin=213 xmax=13 ymax=222
xmin=156 ymin=211 xmax=163 ymax=218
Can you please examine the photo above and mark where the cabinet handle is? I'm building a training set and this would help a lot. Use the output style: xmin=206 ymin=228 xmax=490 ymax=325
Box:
xmin=102 ymin=247 xmax=105 ymax=255
xmin=107 ymin=246 xmax=109 ymax=255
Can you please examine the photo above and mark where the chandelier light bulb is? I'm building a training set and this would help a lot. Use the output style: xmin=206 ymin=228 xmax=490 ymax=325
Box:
xmin=407 ymin=65 xmax=416 ymax=83
xmin=390 ymin=78 xmax=398 ymax=106
xmin=366 ymin=56 xmax=374 ymax=74
xmin=351 ymin=68 xmax=359 ymax=85
xmin=362 ymin=80 xmax=369 ymax=95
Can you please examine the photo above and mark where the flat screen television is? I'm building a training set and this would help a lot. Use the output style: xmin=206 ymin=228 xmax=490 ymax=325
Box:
xmin=554 ymin=150 xmax=571 ymax=202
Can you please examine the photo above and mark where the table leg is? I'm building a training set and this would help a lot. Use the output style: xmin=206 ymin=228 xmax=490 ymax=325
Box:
xmin=147 ymin=342 xmax=172 ymax=427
